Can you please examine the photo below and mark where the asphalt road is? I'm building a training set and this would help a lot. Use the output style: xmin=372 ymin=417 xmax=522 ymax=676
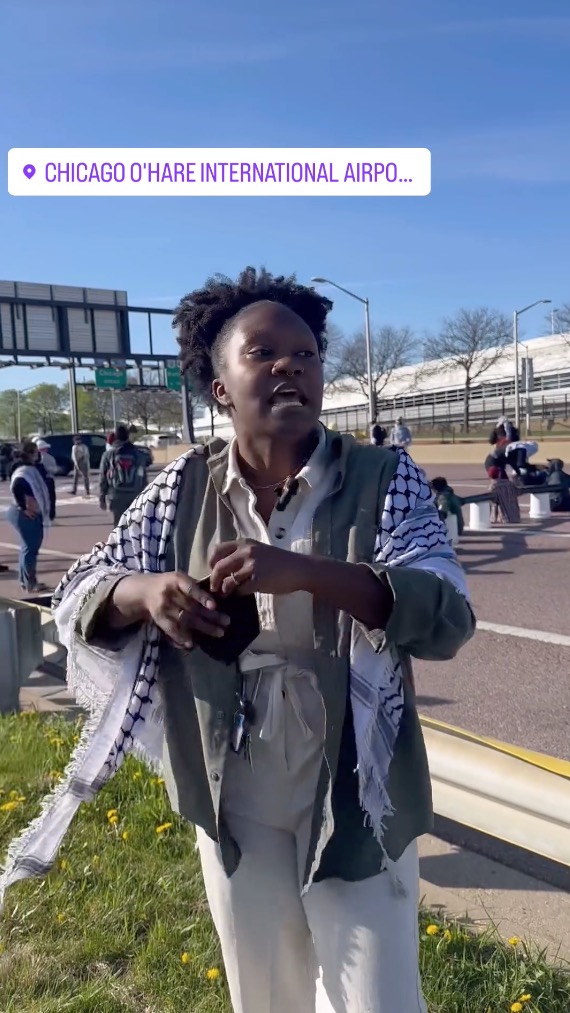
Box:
xmin=1 ymin=463 xmax=569 ymax=761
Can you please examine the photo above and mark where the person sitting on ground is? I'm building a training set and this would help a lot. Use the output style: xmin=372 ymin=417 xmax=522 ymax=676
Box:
xmin=369 ymin=418 xmax=387 ymax=446
xmin=389 ymin=416 xmax=412 ymax=448
xmin=546 ymin=459 xmax=570 ymax=512
xmin=486 ymin=464 xmax=521 ymax=524
xmin=99 ymin=424 xmax=148 ymax=526
xmin=430 ymin=476 xmax=465 ymax=536
xmin=504 ymin=439 xmax=538 ymax=477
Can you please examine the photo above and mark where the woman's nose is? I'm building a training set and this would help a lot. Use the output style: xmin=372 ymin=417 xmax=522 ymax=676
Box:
xmin=272 ymin=358 xmax=303 ymax=375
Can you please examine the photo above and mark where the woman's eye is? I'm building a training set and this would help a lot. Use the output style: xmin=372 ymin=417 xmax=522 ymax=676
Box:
xmin=247 ymin=347 xmax=272 ymax=357
xmin=298 ymin=350 xmax=315 ymax=358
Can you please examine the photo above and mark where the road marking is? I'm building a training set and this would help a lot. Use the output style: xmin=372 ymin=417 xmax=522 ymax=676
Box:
xmin=465 ymin=526 xmax=570 ymax=539
xmin=0 ymin=541 xmax=79 ymax=560
xmin=477 ymin=620 xmax=570 ymax=648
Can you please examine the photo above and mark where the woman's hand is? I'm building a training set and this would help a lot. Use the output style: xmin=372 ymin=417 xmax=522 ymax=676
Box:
xmin=107 ymin=572 xmax=230 ymax=649
xmin=24 ymin=496 xmax=40 ymax=519
xmin=208 ymin=540 xmax=307 ymax=597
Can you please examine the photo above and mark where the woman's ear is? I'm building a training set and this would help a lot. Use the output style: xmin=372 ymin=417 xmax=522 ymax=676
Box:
xmin=212 ymin=378 xmax=233 ymax=409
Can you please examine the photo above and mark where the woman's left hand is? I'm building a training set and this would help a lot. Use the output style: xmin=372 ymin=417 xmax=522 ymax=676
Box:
xmin=208 ymin=539 xmax=307 ymax=597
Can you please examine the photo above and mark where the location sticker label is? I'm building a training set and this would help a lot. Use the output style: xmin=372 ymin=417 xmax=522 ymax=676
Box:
xmin=23 ymin=164 xmax=36 ymax=179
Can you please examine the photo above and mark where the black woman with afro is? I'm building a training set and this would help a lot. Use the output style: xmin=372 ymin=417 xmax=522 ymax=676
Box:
xmin=11 ymin=268 xmax=474 ymax=1012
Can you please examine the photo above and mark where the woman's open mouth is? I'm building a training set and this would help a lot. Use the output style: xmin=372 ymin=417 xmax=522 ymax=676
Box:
xmin=269 ymin=387 xmax=308 ymax=410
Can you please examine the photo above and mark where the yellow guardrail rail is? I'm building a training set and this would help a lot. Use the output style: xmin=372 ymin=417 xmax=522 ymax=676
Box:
xmin=420 ymin=716 xmax=570 ymax=866
xmin=420 ymin=716 xmax=570 ymax=781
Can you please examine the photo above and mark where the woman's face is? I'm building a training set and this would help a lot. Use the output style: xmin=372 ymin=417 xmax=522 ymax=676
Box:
xmin=212 ymin=301 xmax=324 ymax=440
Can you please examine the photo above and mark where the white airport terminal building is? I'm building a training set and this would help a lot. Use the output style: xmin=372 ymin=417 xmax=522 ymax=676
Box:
xmin=193 ymin=332 xmax=570 ymax=440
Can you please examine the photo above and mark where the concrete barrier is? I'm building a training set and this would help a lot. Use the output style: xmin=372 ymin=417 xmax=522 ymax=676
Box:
xmin=529 ymin=491 xmax=552 ymax=519
xmin=469 ymin=500 xmax=491 ymax=530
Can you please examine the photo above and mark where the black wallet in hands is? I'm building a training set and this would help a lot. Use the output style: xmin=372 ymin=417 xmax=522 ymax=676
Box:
xmin=189 ymin=576 xmax=260 ymax=665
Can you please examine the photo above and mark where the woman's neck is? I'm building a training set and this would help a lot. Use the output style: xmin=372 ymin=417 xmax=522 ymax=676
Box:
xmin=234 ymin=429 xmax=318 ymax=486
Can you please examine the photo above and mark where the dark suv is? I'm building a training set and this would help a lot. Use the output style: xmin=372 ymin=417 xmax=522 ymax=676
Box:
xmin=40 ymin=434 xmax=154 ymax=476
xmin=41 ymin=433 xmax=108 ymax=475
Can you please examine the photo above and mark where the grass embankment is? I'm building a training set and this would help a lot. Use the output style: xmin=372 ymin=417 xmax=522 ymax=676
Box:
xmin=1 ymin=712 xmax=569 ymax=1012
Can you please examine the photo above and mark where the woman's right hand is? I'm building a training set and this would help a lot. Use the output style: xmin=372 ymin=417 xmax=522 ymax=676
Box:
xmin=24 ymin=496 xmax=40 ymax=519
xmin=108 ymin=572 xmax=230 ymax=649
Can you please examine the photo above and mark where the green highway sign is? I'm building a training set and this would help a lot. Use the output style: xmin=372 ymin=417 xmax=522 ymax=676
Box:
xmin=166 ymin=365 xmax=181 ymax=391
xmin=95 ymin=367 xmax=127 ymax=390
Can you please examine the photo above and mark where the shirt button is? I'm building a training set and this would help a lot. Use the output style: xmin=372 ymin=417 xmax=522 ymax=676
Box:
xmin=211 ymin=771 xmax=220 ymax=782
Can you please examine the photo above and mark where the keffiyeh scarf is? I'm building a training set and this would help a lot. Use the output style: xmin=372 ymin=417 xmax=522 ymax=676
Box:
xmin=0 ymin=447 xmax=469 ymax=907
xmin=10 ymin=465 xmax=51 ymax=527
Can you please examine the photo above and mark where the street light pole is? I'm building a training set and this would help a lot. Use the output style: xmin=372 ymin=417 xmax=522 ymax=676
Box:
xmin=512 ymin=299 xmax=551 ymax=430
xmin=310 ymin=276 xmax=376 ymax=424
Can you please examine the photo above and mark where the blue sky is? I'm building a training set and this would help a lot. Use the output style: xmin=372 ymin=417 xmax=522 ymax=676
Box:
xmin=1 ymin=0 xmax=569 ymax=392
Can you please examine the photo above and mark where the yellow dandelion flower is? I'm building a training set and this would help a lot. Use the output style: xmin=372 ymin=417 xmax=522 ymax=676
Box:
xmin=0 ymin=800 xmax=21 ymax=812
xmin=56 ymin=912 xmax=66 ymax=924
xmin=108 ymin=815 xmax=119 ymax=826
xmin=122 ymin=831 xmax=129 ymax=841
xmin=8 ymin=790 xmax=20 ymax=800
xmin=132 ymin=771 xmax=142 ymax=780
xmin=508 ymin=936 xmax=521 ymax=947
xmin=206 ymin=967 xmax=220 ymax=981
xmin=92 ymin=855 xmax=100 ymax=865
xmin=180 ymin=952 xmax=190 ymax=964
xmin=49 ymin=771 xmax=63 ymax=782
xmin=49 ymin=737 xmax=64 ymax=747
xmin=106 ymin=809 xmax=118 ymax=819
xmin=519 ymin=996 xmax=532 ymax=1003
xmin=443 ymin=929 xmax=452 ymax=942
xmin=155 ymin=777 xmax=165 ymax=785
xmin=59 ymin=859 xmax=68 ymax=871
xmin=155 ymin=822 xmax=173 ymax=834
xmin=73 ymin=734 xmax=80 ymax=743
xmin=511 ymin=1004 xmax=523 ymax=1013
xmin=425 ymin=924 xmax=439 ymax=936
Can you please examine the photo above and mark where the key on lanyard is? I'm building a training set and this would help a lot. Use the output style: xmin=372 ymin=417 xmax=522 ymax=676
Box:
xmin=231 ymin=671 xmax=261 ymax=765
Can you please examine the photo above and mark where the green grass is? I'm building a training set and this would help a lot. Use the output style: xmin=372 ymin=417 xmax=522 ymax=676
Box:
xmin=1 ymin=713 xmax=569 ymax=1012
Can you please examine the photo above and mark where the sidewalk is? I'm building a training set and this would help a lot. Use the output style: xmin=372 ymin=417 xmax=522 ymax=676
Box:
xmin=18 ymin=670 xmax=570 ymax=964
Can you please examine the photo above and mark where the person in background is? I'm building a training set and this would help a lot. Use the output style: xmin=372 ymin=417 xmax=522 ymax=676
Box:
xmin=36 ymin=440 xmax=58 ymax=521
xmin=70 ymin=436 xmax=91 ymax=497
xmin=106 ymin=431 xmax=116 ymax=452
xmin=430 ymin=476 xmax=465 ymax=536
xmin=99 ymin=423 xmax=148 ymax=526
xmin=546 ymin=459 xmax=570 ymax=512
xmin=369 ymin=417 xmax=387 ymax=446
xmin=486 ymin=463 xmax=521 ymax=524
xmin=489 ymin=415 xmax=519 ymax=447
xmin=7 ymin=441 xmax=50 ymax=592
xmin=389 ymin=416 xmax=413 ymax=448
xmin=0 ymin=442 xmax=13 ymax=482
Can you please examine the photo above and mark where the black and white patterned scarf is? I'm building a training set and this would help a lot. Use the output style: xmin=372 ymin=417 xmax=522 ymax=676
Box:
xmin=0 ymin=447 xmax=469 ymax=906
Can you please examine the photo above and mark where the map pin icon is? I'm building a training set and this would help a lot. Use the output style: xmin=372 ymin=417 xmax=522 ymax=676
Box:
xmin=23 ymin=164 xmax=36 ymax=179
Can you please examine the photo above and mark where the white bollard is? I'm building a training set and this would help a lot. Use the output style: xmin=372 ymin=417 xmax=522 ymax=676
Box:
xmin=529 ymin=492 xmax=551 ymax=520
xmin=469 ymin=500 xmax=491 ymax=530
xmin=445 ymin=513 xmax=459 ymax=546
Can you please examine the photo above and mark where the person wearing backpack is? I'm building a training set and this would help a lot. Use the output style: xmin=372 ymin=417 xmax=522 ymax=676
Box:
xmin=99 ymin=424 xmax=148 ymax=526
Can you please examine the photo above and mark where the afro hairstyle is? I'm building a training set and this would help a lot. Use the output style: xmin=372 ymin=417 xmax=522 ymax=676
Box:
xmin=174 ymin=266 xmax=333 ymax=404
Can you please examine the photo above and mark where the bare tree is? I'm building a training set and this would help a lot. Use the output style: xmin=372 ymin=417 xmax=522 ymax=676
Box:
xmin=423 ymin=308 xmax=510 ymax=432
xmin=328 ymin=326 xmax=417 ymax=407
xmin=551 ymin=303 xmax=570 ymax=341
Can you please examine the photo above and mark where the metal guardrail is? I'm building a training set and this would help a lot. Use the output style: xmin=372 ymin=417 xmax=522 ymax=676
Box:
xmin=421 ymin=716 xmax=570 ymax=867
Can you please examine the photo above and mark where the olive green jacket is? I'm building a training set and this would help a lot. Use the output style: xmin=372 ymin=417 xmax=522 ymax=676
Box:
xmin=80 ymin=430 xmax=475 ymax=887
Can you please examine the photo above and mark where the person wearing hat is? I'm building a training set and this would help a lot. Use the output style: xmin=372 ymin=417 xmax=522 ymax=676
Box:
xmin=547 ymin=459 xmax=570 ymax=512
xmin=36 ymin=440 xmax=57 ymax=521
